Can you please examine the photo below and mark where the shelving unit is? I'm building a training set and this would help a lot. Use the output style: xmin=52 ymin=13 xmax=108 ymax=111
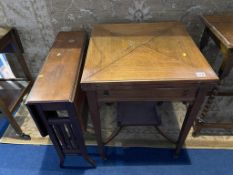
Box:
xmin=0 ymin=27 xmax=33 ymax=139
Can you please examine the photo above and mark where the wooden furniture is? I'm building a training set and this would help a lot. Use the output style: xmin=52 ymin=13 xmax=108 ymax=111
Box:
xmin=0 ymin=27 xmax=33 ymax=139
xmin=81 ymin=22 xmax=219 ymax=158
xmin=193 ymin=13 xmax=233 ymax=135
xmin=26 ymin=31 xmax=95 ymax=168
xmin=103 ymin=102 xmax=177 ymax=145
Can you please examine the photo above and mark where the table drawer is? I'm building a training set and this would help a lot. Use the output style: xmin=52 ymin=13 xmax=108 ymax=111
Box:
xmin=97 ymin=88 xmax=197 ymax=102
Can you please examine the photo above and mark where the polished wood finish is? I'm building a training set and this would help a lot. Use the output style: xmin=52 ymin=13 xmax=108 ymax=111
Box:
xmin=202 ymin=13 xmax=233 ymax=49
xmin=0 ymin=27 xmax=32 ymax=139
xmin=82 ymin=22 xmax=217 ymax=86
xmin=26 ymin=31 xmax=95 ymax=167
xmin=81 ymin=22 xmax=219 ymax=158
xmin=27 ymin=32 xmax=86 ymax=103
xmin=193 ymin=13 xmax=233 ymax=135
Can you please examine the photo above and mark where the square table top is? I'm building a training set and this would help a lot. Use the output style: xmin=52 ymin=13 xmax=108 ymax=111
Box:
xmin=202 ymin=13 xmax=233 ymax=49
xmin=81 ymin=22 xmax=218 ymax=87
xmin=27 ymin=31 xmax=86 ymax=103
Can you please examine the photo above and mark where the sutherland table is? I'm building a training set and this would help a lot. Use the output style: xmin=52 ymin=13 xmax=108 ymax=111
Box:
xmin=26 ymin=31 xmax=95 ymax=167
xmin=81 ymin=22 xmax=219 ymax=158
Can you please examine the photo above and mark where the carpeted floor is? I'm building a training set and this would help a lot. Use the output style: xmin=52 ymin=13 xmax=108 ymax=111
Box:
xmin=0 ymin=115 xmax=8 ymax=138
xmin=1 ymin=99 xmax=233 ymax=149
xmin=0 ymin=143 xmax=233 ymax=175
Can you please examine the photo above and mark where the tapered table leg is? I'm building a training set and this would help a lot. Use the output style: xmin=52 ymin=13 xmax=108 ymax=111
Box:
xmin=175 ymin=87 xmax=208 ymax=156
xmin=86 ymin=91 xmax=105 ymax=159
xmin=0 ymin=99 xmax=30 ymax=140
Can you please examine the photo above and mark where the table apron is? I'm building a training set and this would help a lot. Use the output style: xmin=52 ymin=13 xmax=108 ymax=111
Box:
xmin=97 ymin=87 xmax=197 ymax=102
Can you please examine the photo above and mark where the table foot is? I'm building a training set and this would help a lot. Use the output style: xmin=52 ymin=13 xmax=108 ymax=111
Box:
xmin=173 ymin=152 xmax=180 ymax=159
xmin=17 ymin=133 xmax=31 ymax=140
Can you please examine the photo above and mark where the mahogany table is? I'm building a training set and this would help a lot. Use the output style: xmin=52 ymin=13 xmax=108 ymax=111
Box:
xmin=193 ymin=13 xmax=233 ymax=134
xmin=26 ymin=31 xmax=95 ymax=167
xmin=81 ymin=22 xmax=219 ymax=158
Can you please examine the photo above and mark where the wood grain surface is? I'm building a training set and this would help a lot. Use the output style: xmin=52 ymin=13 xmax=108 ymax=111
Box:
xmin=81 ymin=22 xmax=218 ymax=87
xmin=202 ymin=13 xmax=233 ymax=49
xmin=27 ymin=31 xmax=86 ymax=103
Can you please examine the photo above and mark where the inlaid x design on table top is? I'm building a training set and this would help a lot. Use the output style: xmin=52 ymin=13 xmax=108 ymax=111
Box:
xmin=81 ymin=22 xmax=219 ymax=158
xmin=81 ymin=22 xmax=217 ymax=86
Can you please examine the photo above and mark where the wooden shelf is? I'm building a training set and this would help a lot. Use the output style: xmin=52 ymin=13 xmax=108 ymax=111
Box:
xmin=0 ymin=81 xmax=31 ymax=112
xmin=117 ymin=102 xmax=161 ymax=126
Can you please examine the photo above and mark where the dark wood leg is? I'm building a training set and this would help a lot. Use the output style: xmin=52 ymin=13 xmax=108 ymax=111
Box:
xmin=193 ymin=87 xmax=217 ymax=136
xmin=86 ymin=91 xmax=105 ymax=159
xmin=175 ymin=87 xmax=208 ymax=156
xmin=219 ymin=50 xmax=233 ymax=79
xmin=10 ymin=29 xmax=33 ymax=81
xmin=68 ymin=103 xmax=96 ymax=167
xmin=199 ymin=27 xmax=210 ymax=50
xmin=59 ymin=158 xmax=65 ymax=168
xmin=36 ymin=105 xmax=65 ymax=166
xmin=0 ymin=99 xmax=30 ymax=140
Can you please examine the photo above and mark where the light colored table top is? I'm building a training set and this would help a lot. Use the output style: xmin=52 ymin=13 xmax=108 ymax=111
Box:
xmin=202 ymin=13 xmax=233 ymax=48
xmin=81 ymin=22 xmax=218 ymax=86
xmin=27 ymin=31 xmax=86 ymax=103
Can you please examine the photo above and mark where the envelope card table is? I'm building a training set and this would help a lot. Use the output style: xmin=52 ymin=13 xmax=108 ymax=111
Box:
xmin=81 ymin=22 xmax=219 ymax=158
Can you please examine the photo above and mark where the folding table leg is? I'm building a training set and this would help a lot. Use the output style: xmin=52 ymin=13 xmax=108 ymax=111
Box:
xmin=0 ymin=100 xmax=30 ymax=140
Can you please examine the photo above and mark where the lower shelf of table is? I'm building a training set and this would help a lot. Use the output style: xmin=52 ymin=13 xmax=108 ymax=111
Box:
xmin=117 ymin=101 xmax=161 ymax=126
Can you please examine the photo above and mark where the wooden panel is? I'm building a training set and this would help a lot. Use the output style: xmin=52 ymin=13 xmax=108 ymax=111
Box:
xmin=27 ymin=31 xmax=86 ymax=103
xmin=81 ymin=22 xmax=218 ymax=87
xmin=97 ymin=87 xmax=197 ymax=102
xmin=202 ymin=13 xmax=233 ymax=48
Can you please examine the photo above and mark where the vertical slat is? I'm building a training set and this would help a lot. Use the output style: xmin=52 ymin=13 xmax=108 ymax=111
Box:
xmin=51 ymin=125 xmax=62 ymax=146
xmin=60 ymin=124 xmax=73 ymax=149
xmin=35 ymin=105 xmax=65 ymax=166
xmin=67 ymin=102 xmax=96 ymax=166
xmin=53 ymin=125 xmax=67 ymax=149
xmin=66 ymin=124 xmax=79 ymax=149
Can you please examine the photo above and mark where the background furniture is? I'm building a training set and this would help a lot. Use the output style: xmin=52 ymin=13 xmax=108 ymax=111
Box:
xmin=81 ymin=22 xmax=219 ymax=159
xmin=0 ymin=27 xmax=32 ymax=139
xmin=26 ymin=31 xmax=95 ymax=167
xmin=193 ymin=13 xmax=233 ymax=135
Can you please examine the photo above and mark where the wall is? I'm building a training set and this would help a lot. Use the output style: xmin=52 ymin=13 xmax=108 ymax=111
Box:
xmin=0 ymin=0 xmax=232 ymax=77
